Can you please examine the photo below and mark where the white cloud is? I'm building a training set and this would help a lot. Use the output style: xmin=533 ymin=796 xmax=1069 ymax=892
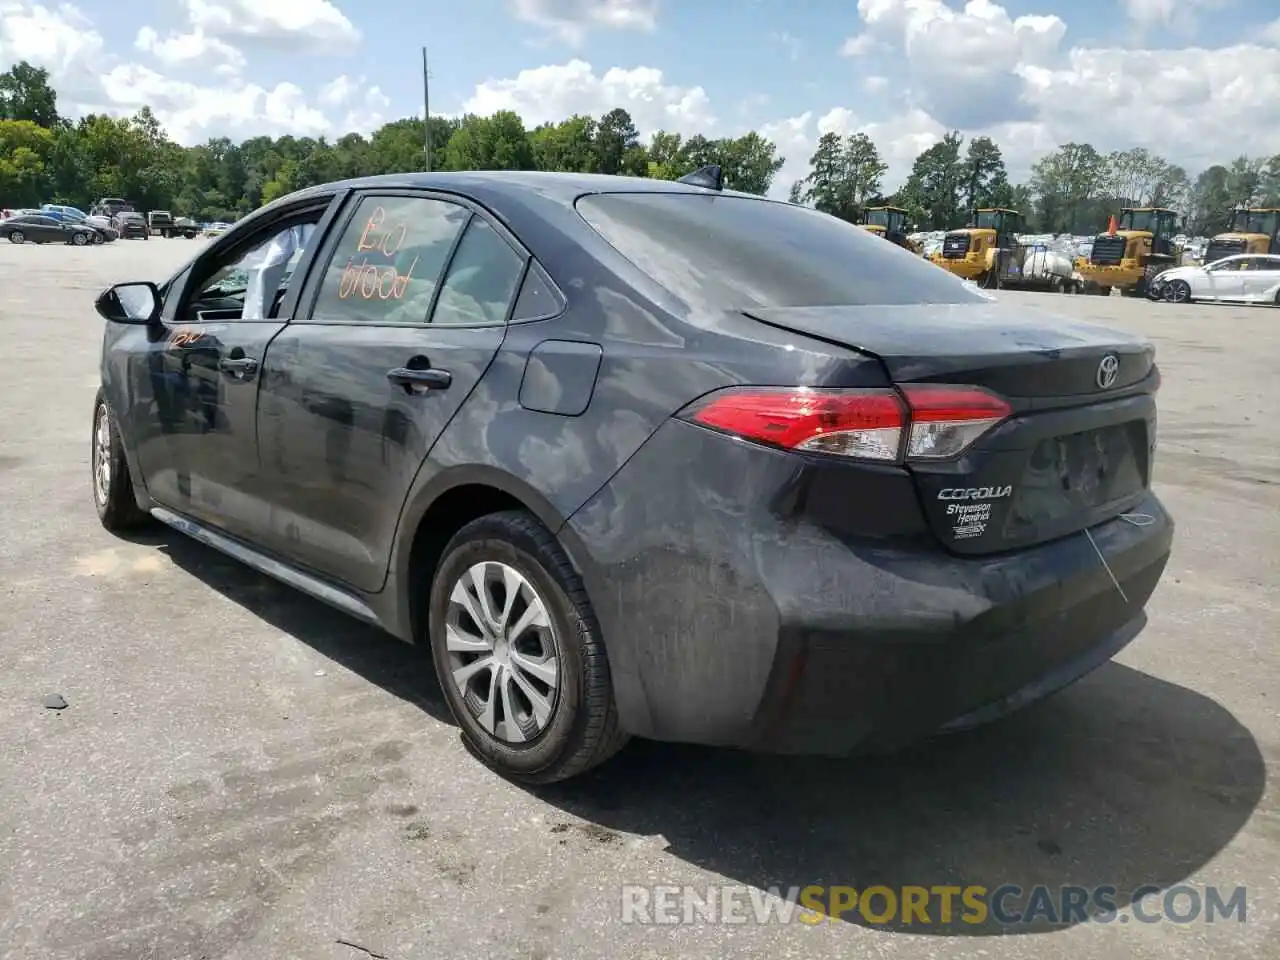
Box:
xmin=320 ymin=74 xmax=392 ymax=135
xmin=181 ymin=0 xmax=360 ymax=51
xmin=135 ymin=25 xmax=245 ymax=72
xmin=508 ymin=0 xmax=658 ymax=46
xmin=839 ymin=33 xmax=881 ymax=56
xmin=863 ymin=75 xmax=889 ymax=92
xmin=0 ymin=0 xmax=105 ymax=104
xmin=1 ymin=0 xmax=345 ymax=143
xmin=1263 ymin=18 xmax=1280 ymax=45
xmin=100 ymin=63 xmax=331 ymax=142
xmin=1120 ymin=0 xmax=1226 ymax=32
xmin=462 ymin=59 xmax=714 ymax=137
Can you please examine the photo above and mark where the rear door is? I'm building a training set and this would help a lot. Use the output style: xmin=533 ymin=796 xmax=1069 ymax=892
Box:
xmin=1239 ymin=256 xmax=1280 ymax=300
xmin=253 ymin=190 xmax=529 ymax=591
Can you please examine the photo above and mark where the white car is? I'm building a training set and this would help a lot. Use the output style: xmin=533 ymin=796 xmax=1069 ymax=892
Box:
xmin=1152 ymin=253 xmax=1280 ymax=305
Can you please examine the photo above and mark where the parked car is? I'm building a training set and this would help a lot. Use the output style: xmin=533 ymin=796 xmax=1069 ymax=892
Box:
xmin=1150 ymin=253 xmax=1280 ymax=304
xmin=88 ymin=170 xmax=1174 ymax=783
xmin=3 ymin=212 xmax=98 ymax=245
xmin=85 ymin=215 xmax=119 ymax=242
xmin=91 ymin=197 xmax=134 ymax=219
xmin=173 ymin=216 xmax=200 ymax=239
xmin=39 ymin=205 xmax=114 ymax=244
xmin=114 ymin=211 xmax=149 ymax=240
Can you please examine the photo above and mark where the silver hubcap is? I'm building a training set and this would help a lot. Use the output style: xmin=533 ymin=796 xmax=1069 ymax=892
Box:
xmin=1172 ymin=283 xmax=1188 ymax=302
xmin=445 ymin=561 xmax=559 ymax=743
xmin=93 ymin=406 xmax=111 ymax=504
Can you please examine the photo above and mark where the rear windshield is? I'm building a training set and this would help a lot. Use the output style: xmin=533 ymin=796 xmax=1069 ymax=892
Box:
xmin=576 ymin=193 xmax=983 ymax=310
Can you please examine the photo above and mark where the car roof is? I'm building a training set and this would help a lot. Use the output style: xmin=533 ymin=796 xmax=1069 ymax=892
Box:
xmin=284 ymin=170 xmax=769 ymax=207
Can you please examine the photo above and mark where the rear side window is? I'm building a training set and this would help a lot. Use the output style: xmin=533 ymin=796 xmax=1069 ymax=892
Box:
xmin=431 ymin=218 xmax=525 ymax=326
xmin=309 ymin=195 xmax=470 ymax=325
xmin=576 ymin=193 xmax=983 ymax=310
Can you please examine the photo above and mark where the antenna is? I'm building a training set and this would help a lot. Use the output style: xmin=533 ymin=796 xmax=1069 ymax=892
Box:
xmin=422 ymin=46 xmax=431 ymax=172
xmin=677 ymin=164 xmax=724 ymax=191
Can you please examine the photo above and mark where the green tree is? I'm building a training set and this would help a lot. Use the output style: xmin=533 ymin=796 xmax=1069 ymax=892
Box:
xmin=531 ymin=115 xmax=598 ymax=173
xmin=960 ymin=135 xmax=1008 ymax=214
xmin=793 ymin=131 xmax=887 ymax=222
xmin=1029 ymin=142 xmax=1104 ymax=233
xmin=594 ymin=108 xmax=641 ymax=176
xmin=902 ymin=131 xmax=963 ymax=230
xmin=443 ymin=111 xmax=535 ymax=171
xmin=0 ymin=61 xmax=61 ymax=128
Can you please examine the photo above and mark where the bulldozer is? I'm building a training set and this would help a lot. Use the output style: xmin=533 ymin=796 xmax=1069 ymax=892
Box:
xmin=860 ymin=206 xmax=920 ymax=253
xmin=928 ymin=208 xmax=1019 ymax=287
xmin=1203 ymin=208 xmax=1280 ymax=264
xmin=1074 ymin=207 xmax=1180 ymax=297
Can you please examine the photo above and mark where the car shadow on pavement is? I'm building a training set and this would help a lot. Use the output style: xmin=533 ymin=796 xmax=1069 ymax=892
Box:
xmin=128 ymin=526 xmax=454 ymax=726
xmin=125 ymin=529 xmax=1263 ymax=938
xmin=532 ymin=662 xmax=1264 ymax=936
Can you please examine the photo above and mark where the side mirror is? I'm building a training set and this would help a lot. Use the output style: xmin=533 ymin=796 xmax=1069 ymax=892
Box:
xmin=96 ymin=281 xmax=160 ymax=325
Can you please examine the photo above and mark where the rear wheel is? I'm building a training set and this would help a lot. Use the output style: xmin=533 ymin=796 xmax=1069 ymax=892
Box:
xmin=428 ymin=510 xmax=628 ymax=783
xmin=71 ymin=232 xmax=88 ymax=246
xmin=91 ymin=390 xmax=150 ymax=531
xmin=8 ymin=230 xmax=24 ymax=244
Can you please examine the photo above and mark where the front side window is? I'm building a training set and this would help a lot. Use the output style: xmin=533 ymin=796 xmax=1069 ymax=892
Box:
xmin=310 ymin=195 xmax=471 ymax=325
xmin=188 ymin=212 xmax=326 ymax=320
xmin=577 ymin=192 xmax=983 ymax=311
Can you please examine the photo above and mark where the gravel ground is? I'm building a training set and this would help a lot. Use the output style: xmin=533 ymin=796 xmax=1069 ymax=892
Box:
xmin=0 ymin=238 xmax=1276 ymax=960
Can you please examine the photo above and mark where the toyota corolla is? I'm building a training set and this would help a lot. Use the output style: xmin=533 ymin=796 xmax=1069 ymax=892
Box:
xmin=89 ymin=169 xmax=1173 ymax=783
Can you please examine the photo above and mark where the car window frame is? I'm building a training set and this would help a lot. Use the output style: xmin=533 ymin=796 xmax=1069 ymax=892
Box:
xmin=180 ymin=190 xmax=348 ymax=323
xmin=295 ymin=187 xmax=540 ymax=331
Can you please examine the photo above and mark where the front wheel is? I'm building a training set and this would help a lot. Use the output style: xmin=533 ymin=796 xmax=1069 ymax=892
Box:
xmin=8 ymin=230 xmax=24 ymax=244
xmin=71 ymin=232 xmax=88 ymax=246
xmin=428 ymin=510 xmax=628 ymax=783
xmin=1165 ymin=280 xmax=1191 ymax=303
xmin=91 ymin=390 xmax=150 ymax=531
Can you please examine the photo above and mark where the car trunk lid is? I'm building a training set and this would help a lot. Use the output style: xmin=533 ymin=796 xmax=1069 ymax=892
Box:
xmin=744 ymin=302 xmax=1158 ymax=554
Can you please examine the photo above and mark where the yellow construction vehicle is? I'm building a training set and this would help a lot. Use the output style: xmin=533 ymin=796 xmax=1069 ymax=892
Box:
xmin=1203 ymin=208 xmax=1280 ymax=264
xmin=1074 ymin=207 xmax=1179 ymax=297
xmin=929 ymin=208 xmax=1019 ymax=287
xmin=860 ymin=206 xmax=921 ymax=253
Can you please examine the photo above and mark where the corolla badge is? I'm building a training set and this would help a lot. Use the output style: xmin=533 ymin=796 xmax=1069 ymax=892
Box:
xmin=1096 ymin=354 xmax=1119 ymax=389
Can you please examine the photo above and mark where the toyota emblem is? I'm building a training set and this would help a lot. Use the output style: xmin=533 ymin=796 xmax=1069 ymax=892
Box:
xmin=1096 ymin=354 xmax=1119 ymax=389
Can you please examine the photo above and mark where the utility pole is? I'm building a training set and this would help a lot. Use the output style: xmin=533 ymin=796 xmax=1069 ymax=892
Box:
xmin=422 ymin=46 xmax=431 ymax=172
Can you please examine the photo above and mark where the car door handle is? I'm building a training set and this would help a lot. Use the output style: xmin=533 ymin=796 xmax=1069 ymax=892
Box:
xmin=387 ymin=367 xmax=452 ymax=392
xmin=219 ymin=356 xmax=259 ymax=376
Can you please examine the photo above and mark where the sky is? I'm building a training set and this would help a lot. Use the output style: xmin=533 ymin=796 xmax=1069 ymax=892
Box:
xmin=2 ymin=0 xmax=1279 ymax=198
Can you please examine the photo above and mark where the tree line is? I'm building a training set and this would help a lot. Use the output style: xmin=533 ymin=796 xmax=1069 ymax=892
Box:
xmin=3 ymin=59 xmax=1278 ymax=237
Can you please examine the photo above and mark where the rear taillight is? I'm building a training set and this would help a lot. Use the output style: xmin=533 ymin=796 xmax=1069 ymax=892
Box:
xmin=679 ymin=384 xmax=1011 ymax=462
xmin=898 ymin=384 xmax=1011 ymax=460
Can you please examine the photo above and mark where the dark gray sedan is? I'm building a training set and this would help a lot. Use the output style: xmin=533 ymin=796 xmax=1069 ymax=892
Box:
xmin=86 ymin=169 xmax=1173 ymax=783
xmin=3 ymin=213 xmax=98 ymax=245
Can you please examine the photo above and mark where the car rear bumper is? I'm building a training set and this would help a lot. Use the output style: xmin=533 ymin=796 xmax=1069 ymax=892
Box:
xmin=566 ymin=418 xmax=1174 ymax=753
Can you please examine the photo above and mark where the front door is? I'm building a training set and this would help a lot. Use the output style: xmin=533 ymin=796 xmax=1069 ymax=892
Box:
xmin=1203 ymin=259 xmax=1246 ymax=300
xmin=254 ymin=190 xmax=528 ymax=592
xmin=150 ymin=196 xmax=341 ymax=541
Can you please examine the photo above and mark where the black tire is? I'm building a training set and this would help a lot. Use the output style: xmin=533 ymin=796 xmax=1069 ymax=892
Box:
xmin=8 ymin=230 xmax=24 ymax=244
xmin=92 ymin=232 xmax=104 ymax=244
xmin=91 ymin=390 xmax=150 ymax=531
xmin=72 ymin=231 xmax=88 ymax=246
xmin=428 ymin=510 xmax=628 ymax=783
xmin=1165 ymin=279 xmax=1191 ymax=304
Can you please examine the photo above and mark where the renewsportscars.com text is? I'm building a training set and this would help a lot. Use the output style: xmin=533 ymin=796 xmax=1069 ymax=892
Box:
xmin=620 ymin=883 xmax=1247 ymax=927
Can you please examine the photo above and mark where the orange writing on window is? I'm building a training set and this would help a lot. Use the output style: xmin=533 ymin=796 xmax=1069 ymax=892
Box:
xmin=338 ymin=256 xmax=420 ymax=301
xmin=356 ymin=205 xmax=408 ymax=257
